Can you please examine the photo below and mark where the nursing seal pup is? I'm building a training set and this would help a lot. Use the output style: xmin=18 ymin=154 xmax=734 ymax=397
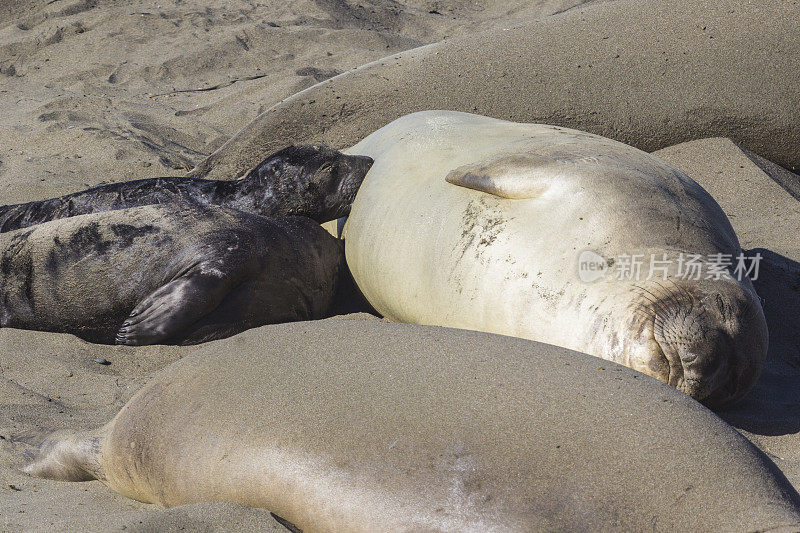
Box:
xmin=342 ymin=111 xmax=768 ymax=407
xmin=0 ymin=144 xmax=373 ymax=232
xmin=0 ymin=204 xmax=343 ymax=345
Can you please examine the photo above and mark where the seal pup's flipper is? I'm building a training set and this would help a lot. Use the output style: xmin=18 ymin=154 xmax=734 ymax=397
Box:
xmin=115 ymin=268 xmax=241 ymax=346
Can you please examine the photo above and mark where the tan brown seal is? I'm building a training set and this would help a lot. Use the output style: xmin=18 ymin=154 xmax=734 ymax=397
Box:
xmin=22 ymin=319 xmax=800 ymax=531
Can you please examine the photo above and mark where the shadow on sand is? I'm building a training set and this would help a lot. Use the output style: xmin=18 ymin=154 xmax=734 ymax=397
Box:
xmin=717 ymin=248 xmax=800 ymax=435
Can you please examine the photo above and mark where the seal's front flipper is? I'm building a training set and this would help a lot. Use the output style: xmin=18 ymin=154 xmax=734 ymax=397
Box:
xmin=115 ymin=271 xmax=235 ymax=346
xmin=444 ymin=146 xmax=618 ymax=199
xmin=445 ymin=153 xmax=557 ymax=199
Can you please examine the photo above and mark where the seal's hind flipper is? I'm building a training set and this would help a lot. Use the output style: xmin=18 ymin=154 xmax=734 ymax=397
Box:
xmin=115 ymin=269 xmax=238 ymax=346
xmin=23 ymin=429 xmax=105 ymax=482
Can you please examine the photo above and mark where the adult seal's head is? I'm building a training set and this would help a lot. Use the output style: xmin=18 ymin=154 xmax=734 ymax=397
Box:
xmin=342 ymin=111 xmax=768 ymax=407
xmin=629 ymin=277 xmax=767 ymax=407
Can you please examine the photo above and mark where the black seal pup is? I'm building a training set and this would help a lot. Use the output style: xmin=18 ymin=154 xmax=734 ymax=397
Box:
xmin=0 ymin=145 xmax=373 ymax=232
xmin=0 ymin=204 xmax=343 ymax=345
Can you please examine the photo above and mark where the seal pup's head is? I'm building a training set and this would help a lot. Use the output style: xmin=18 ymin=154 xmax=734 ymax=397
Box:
xmin=633 ymin=277 xmax=767 ymax=408
xmin=244 ymin=144 xmax=373 ymax=222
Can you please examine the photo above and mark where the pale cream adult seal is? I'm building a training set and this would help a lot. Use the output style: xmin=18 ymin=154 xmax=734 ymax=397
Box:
xmin=342 ymin=111 xmax=768 ymax=407
xmin=22 ymin=320 xmax=800 ymax=531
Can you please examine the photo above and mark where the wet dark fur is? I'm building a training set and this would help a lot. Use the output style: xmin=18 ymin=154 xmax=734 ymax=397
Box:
xmin=0 ymin=145 xmax=373 ymax=233
xmin=0 ymin=204 xmax=344 ymax=345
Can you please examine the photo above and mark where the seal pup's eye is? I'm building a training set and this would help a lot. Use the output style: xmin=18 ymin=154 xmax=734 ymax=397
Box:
xmin=715 ymin=293 xmax=726 ymax=316
xmin=316 ymin=161 xmax=334 ymax=174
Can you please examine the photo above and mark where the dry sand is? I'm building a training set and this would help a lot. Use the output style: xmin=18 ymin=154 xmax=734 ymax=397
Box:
xmin=191 ymin=0 xmax=800 ymax=182
xmin=0 ymin=0 xmax=596 ymax=203
xmin=1 ymin=0 xmax=800 ymax=530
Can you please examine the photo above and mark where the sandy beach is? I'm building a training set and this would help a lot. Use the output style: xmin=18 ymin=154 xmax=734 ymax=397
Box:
xmin=2 ymin=0 xmax=800 ymax=530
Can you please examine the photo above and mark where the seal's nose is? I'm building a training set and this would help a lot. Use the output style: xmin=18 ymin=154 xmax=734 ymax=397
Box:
xmin=336 ymin=154 xmax=374 ymax=199
xmin=343 ymin=154 xmax=374 ymax=183
xmin=672 ymin=327 xmax=731 ymax=403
